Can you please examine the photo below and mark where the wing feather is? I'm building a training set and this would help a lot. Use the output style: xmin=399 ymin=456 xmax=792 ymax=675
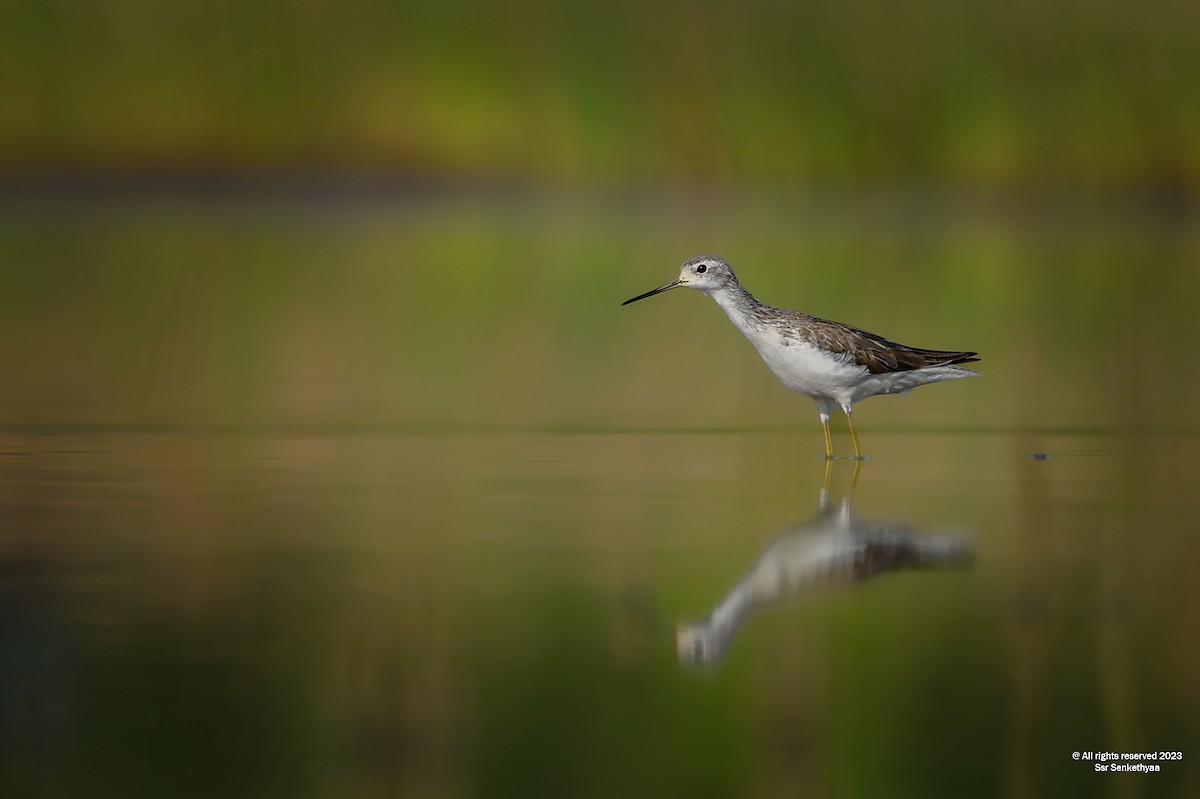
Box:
xmin=793 ymin=314 xmax=979 ymax=375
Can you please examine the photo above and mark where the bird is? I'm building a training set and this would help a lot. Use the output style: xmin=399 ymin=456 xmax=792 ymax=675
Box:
xmin=622 ymin=255 xmax=980 ymax=459
xmin=676 ymin=462 xmax=974 ymax=666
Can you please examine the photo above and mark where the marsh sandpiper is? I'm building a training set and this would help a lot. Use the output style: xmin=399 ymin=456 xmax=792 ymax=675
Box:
xmin=622 ymin=255 xmax=980 ymax=459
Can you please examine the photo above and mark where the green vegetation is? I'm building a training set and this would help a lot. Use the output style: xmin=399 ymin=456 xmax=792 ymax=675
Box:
xmin=2 ymin=195 xmax=1196 ymax=430
xmin=4 ymin=0 xmax=1198 ymax=187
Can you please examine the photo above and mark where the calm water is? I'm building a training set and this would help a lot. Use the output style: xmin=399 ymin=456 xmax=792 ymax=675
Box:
xmin=1 ymin=191 xmax=1198 ymax=796
xmin=2 ymin=426 xmax=1196 ymax=798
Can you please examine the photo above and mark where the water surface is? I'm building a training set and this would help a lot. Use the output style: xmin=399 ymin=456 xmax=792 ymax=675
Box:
xmin=1 ymin=425 xmax=1196 ymax=798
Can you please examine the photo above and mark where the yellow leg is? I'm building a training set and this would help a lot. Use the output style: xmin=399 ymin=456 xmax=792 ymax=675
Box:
xmin=821 ymin=415 xmax=834 ymax=460
xmin=845 ymin=410 xmax=863 ymax=460
xmin=848 ymin=457 xmax=862 ymax=495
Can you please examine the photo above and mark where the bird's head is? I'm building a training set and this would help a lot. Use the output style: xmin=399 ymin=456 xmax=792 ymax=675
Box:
xmin=676 ymin=620 xmax=728 ymax=666
xmin=622 ymin=255 xmax=737 ymax=305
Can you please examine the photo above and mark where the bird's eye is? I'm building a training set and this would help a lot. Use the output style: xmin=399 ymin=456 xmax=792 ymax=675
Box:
xmin=696 ymin=264 xmax=708 ymax=273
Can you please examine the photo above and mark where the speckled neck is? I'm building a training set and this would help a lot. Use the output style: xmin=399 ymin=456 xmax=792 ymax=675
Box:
xmin=707 ymin=282 xmax=772 ymax=334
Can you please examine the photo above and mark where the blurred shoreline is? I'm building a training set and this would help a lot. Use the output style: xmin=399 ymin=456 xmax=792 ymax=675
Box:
xmin=0 ymin=169 xmax=1194 ymax=230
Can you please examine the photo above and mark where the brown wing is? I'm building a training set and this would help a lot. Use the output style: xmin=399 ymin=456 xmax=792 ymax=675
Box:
xmin=797 ymin=315 xmax=980 ymax=375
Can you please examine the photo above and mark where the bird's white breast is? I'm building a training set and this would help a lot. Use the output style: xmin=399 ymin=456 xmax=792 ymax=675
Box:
xmin=743 ymin=328 xmax=867 ymax=401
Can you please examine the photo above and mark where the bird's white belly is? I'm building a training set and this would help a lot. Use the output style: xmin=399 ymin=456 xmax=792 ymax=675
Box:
xmin=748 ymin=334 xmax=867 ymax=401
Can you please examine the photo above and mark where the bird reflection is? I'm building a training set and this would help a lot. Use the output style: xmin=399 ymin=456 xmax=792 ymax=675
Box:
xmin=677 ymin=462 xmax=972 ymax=667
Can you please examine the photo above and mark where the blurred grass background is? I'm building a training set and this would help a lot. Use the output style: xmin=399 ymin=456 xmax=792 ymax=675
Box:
xmin=2 ymin=0 xmax=1198 ymax=430
xmin=3 ymin=0 xmax=1198 ymax=187
xmin=3 ymin=195 xmax=1195 ymax=431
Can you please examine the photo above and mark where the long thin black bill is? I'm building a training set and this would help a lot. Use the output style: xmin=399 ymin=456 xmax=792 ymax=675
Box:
xmin=621 ymin=280 xmax=682 ymax=306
